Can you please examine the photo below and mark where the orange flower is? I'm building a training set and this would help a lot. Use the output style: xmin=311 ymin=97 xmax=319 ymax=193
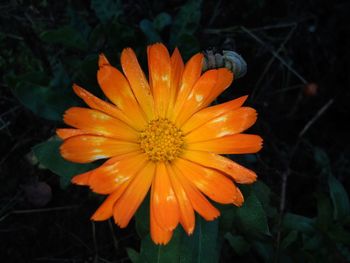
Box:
xmin=57 ymin=43 xmax=262 ymax=244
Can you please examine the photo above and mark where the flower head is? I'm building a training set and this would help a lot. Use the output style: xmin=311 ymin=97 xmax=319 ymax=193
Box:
xmin=57 ymin=43 xmax=262 ymax=244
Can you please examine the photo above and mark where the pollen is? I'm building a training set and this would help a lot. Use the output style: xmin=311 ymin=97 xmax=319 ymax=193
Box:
xmin=139 ymin=118 xmax=184 ymax=162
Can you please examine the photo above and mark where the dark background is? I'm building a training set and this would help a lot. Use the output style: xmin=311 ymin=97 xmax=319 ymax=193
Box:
xmin=1 ymin=0 xmax=350 ymax=262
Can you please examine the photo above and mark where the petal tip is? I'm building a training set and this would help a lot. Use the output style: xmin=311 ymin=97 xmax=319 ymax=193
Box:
xmin=98 ymin=53 xmax=110 ymax=67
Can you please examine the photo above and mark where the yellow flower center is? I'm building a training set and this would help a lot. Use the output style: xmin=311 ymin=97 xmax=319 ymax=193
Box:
xmin=139 ymin=118 xmax=184 ymax=162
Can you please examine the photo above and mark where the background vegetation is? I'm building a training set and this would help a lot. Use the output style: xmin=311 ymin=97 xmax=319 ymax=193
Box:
xmin=1 ymin=0 xmax=350 ymax=262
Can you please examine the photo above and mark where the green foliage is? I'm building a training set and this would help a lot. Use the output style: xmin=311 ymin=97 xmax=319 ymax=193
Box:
xmin=139 ymin=231 xmax=182 ymax=263
xmin=40 ymin=26 xmax=88 ymax=51
xmin=126 ymin=248 xmax=140 ymax=263
xmin=32 ymin=138 xmax=97 ymax=187
xmin=169 ymin=0 xmax=202 ymax=58
xmin=283 ymin=213 xmax=315 ymax=234
xmin=140 ymin=19 xmax=162 ymax=43
xmin=328 ymin=175 xmax=350 ymax=221
xmin=90 ymin=0 xmax=123 ymax=24
xmin=7 ymin=71 xmax=76 ymax=121
xmin=236 ymin=192 xmax=271 ymax=238
xmin=136 ymin=217 xmax=220 ymax=263
xmin=225 ymin=233 xmax=250 ymax=255
xmin=140 ymin=12 xmax=172 ymax=43
xmin=180 ymin=217 xmax=220 ymax=263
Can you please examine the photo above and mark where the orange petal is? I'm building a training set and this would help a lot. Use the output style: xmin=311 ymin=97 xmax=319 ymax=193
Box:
xmin=72 ymin=84 xmax=138 ymax=129
xmin=147 ymin=43 xmax=171 ymax=117
xmin=71 ymin=170 xmax=92 ymax=185
xmin=70 ymin=154 xmax=124 ymax=186
xmin=60 ymin=135 xmax=139 ymax=163
xmin=174 ymin=158 xmax=243 ymax=205
xmin=91 ymin=182 xmax=130 ymax=221
xmin=56 ymin=128 xmax=91 ymax=140
xmin=121 ymin=48 xmax=155 ymax=120
xmin=151 ymin=162 xmax=179 ymax=231
xmin=167 ymin=164 xmax=195 ymax=235
xmin=98 ymin=53 xmax=110 ymax=67
xmin=97 ymin=65 xmax=147 ymax=129
xmin=166 ymin=47 xmax=184 ymax=117
xmin=187 ymin=134 xmax=263 ymax=154
xmin=150 ymin=198 xmax=173 ymax=245
xmin=185 ymin=107 xmax=257 ymax=142
xmin=182 ymin=150 xmax=257 ymax=184
xmin=88 ymin=153 xmax=147 ymax=194
xmin=181 ymin=96 xmax=248 ymax=133
xmin=203 ymin=68 xmax=233 ymax=106
xmin=113 ymin=161 xmax=155 ymax=228
xmin=175 ymin=170 xmax=220 ymax=220
xmin=170 ymin=53 xmax=203 ymax=121
xmin=175 ymin=68 xmax=233 ymax=126
xmin=63 ymin=107 xmax=138 ymax=141
xmin=175 ymin=69 xmax=219 ymax=126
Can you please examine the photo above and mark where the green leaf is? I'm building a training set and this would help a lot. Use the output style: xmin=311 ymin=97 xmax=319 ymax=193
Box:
xmin=170 ymin=0 xmax=202 ymax=45
xmin=139 ymin=19 xmax=162 ymax=43
xmin=11 ymin=77 xmax=76 ymax=121
xmin=281 ymin=230 xmax=298 ymax=249
xmin=135 ymin=194 xmax=150 ymax=239
xmin=328 ymin=224 xmax=350 ymax=245
xmin=153 ymin=12 xmax=172 ymax=31
xmin=169 ymin=0 xmax=202 ymax=57
xmin=138 ymin=216 xmax=220 ymax=263
xmin=283 ymin=213 xmax=315 ymax=234
xmin=91 ymin=0 xmax=123 ymax=24
xmin=236 ymin=192 xmax=270 ymax=238
xmin=328 ymin=175 xmax=350 ymax=220
xmin=302 ymin=234 xmax=323 ymax=251
xmin=252 ymin=181 xmax=278 ymax=218
xmin=252 ymin=241 xmax=274 ymax=263
xmin=316 ymin=194 xmax=332 ymax=230
xmin=67 ymin=7 xmax=91 ymax=39
xmin=126 ymin=248 xmax=140 ymax=263
xmin=313 ymin=147 xmax=331 ymax=174
xmin=40 ymin=26 xmax=88 ymax=51
xmin=180 ymin=217 xmax=220 ymax=263
xmin=225 ymin=233 xmax=250 ymax=255
xmin=139 ymin=229 xmax=181 ymax=263
xmin=218 ymin=205 xmax=236 ymax=234
xmin=72 ymin=54 xmax=100 ymax=95
xmin=32 ymin=139 xmax=97 ymax=188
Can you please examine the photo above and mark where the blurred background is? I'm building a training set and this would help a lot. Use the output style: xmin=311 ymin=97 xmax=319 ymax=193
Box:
xmin=0 ymin=0 xmax=350 ymax=262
